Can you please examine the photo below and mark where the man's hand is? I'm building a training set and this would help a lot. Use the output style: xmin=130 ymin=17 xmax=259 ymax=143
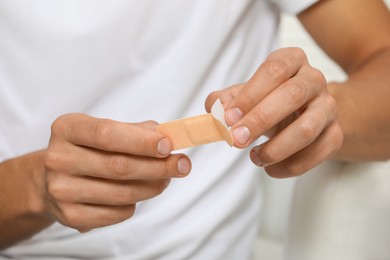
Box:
xmin=41 ymin=114 xmax=191 ymax=232
xmin=0 ymin=114 xmax=191 ymax=248
xmin=206 ymin=48 xmax=343 ymax=178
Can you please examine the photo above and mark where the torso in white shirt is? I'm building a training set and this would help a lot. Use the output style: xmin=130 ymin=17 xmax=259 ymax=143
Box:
xmin=0 ymin=0 xmax=317 ymax=259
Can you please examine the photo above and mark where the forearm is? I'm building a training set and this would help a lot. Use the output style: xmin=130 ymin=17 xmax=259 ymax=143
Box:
xmin=0 ymin=150 xmax=53 ymax=250
xmin=329 ymin=48 xmax=390 ymax=161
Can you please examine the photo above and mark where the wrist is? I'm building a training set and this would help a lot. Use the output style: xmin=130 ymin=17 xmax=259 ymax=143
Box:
xmin=3 ymin=150 xmax=52 ymax=221
xmin=0 ymin=150 xmax=54 ymax=249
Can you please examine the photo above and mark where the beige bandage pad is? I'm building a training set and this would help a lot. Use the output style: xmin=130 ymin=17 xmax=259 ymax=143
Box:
xmin=157 ymin=99 xmax=234 ymax=150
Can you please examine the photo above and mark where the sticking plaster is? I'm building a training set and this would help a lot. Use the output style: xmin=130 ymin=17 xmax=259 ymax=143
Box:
xmin=157 ymin=99 xmax=234 ymax=150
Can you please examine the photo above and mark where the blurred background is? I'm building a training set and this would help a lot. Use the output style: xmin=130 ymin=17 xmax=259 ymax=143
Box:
xmin=255 ymin=1 xmax=390 ymax=259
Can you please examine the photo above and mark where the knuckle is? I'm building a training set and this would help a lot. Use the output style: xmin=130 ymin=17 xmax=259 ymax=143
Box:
xmin=285 ymin=81 xmax=307 ymax=105
xmin=106 ymin=155 xmax=129 ymax=178
xmin=91 ymin=121 xmax=113 ymax=148
xmin=298 ymin=117 xmax=321 ymax=139
xmin=311 ymin=68 xmax=326 ymax=85
xmin=305 ymin=68 xmax=326 ymax=93
xmin=51 ymin=115 xmax=69 ymax=137
xmin=290 ymin=47 xmax=307 ymax=62
xmin=240 ymin=90 xmax=258 ymax=108
xmin=51 ymin=113 xmax=82 ymax=138
xmin=115 ymin=185 xmax=134 ymax=204
xmin=47 ymin=177 xmax=63 ymax=200
xmin=141 ymin=120 xmax=158 ymax=130
xmin=262 ymin=59 xmax=290 ymax=81
xmin=44 ymin=150 xmax=61 ymax=171
xmin=251 ymin=110 xmax=271 ymax=128
xmin=46 ymin=174 xmax=71 ymax=201
xmin=134 ymin=134 xmax=149 ymax=151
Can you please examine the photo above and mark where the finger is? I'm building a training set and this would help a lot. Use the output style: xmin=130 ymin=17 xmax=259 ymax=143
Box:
xmin=249 ymin=93 xmax=336 ymax=166
xmin=45 ymin=144 xmax=192 ymax=180
xmin=132 ymin=120 xmax=159 ymax=130
xmin=231 ymin=68 xmax=326 ymax=147
xmin=205 ymin=84 xmax=244 ymax=113
xmin=225 ymin=48 xmax=308 ymax=125
xmin=51 ymin=115 xmax=172 ymax=158
xmin=258 ymin=122 xmax=343 ymax=178
xmin=47 ymin=174 xmax=170 ymax=206
xmin=54 ymin=202 xmax=136 ymax=232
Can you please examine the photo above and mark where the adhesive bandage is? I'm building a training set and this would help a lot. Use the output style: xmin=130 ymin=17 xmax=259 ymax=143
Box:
xmin=157 ymin=99 xmax=234 ymax=150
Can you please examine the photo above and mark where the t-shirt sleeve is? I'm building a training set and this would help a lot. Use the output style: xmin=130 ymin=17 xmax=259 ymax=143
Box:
xmin=271 ymin=0 xmax=319 ymax=14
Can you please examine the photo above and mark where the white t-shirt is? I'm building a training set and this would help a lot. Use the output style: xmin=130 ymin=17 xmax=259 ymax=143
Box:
xmin=0 ymin=0 xmax=317 ymax=259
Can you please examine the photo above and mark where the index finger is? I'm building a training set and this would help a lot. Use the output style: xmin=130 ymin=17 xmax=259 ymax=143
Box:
xmin=51 ymin=114 xmax=172 ymax=158
xmin=225 ymin=48 xmax=307 ymax=126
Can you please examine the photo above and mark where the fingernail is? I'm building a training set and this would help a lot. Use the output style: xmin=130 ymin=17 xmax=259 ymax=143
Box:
xmin=227 ymin=108 xmax=243 ymax=125
xmin=178 ymin=158 xmax=191 ymax=175
xmin=158 ymin=138 xmax=171 ymax=156
xmin=232 ymin=126 xmax=250 ymax=145
xmin=250 ymin=150 xmax=265 ymax=167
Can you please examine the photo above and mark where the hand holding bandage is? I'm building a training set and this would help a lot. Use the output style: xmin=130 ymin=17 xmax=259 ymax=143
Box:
xmin=204 ymin=48 xmax=342 ymax=178
xmin=157 ymin=99 xmax=233 ymax=150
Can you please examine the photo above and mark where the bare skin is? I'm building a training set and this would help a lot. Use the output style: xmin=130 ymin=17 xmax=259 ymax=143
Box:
xmin=1 ymin=0 xmax=390 ymax=250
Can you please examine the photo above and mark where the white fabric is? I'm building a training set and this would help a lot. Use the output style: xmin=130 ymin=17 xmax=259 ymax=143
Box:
xmin=286 ymin=160 xmax=390 ymax=260
xmin=271 ymin=0 xmax=319 ymax=14
xmin=0 ymin=0 xmax=317 ymax=259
